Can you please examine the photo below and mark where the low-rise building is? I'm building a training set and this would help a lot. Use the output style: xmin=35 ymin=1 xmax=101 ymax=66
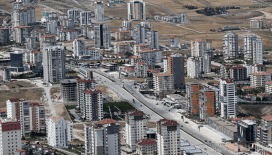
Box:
xmin=250 ymin=72 xmax=271 ymax=88
xmin=237 ymin=119 xmax=256 ymax=143
xmin=136 ymin=49 xmax=162 ymax=69
xmin=114 ymin=42 xmax=130 ymax=54
xmin=115 ymin=30 xmax=131 ymax=41
xmin=84 ymin=119 xmax=121 ymax=155
xmin=136 ymin=138 xmax=157 ymax=155
xmin=47 ymin=117 xmax=73 ymax=148
xmin=153 ymin=72 xmax=174 ymax=98
xmin=257 ymin=115 xmax=272 ymax=146
xmin=250 ymin=19 xmax=263 ymax=29
xmin=168 ymin=35 xmax=178 ymax=48
xmin=206 ymin=117 xmax=238 ymax=141
xmin=60 ymin=79 xmax=77 ymax=102
xmin=133 ymin=43 xmax=150 ymax=54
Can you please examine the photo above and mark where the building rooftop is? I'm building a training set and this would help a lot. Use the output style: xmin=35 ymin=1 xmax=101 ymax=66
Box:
xmin=99 ymin=119 xmax=117 ymax=124
xmin=153 ymin=72 xmax=173 ymax=76
xmin=83 ymin=89 xmax=102 ymax=94
xmin=136 ymin=138 xmax=157 ymax=146
xmin=137 ymin=49 xmax=160 ymax=53
xmin=162 ymin=120 xmax=179 ymax=126
xmin=77 ymin=79 xmax=95 ymax=83
xmin=60 ymin=79 xmax=77 ymax=84
xmin=129 ymin=110 xmax=145 ymax=116
xmin=262 ymin=115 xmax=272 ymax=121
xmin=251 ymin=72 xmax=270 ymax=75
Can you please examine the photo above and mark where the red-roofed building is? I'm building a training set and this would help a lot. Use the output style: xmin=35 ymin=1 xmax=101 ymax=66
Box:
xmin=0 ymin=108 xmax=6 ymax=117
xmin=250 ymin=72 xmax=271 ymax=88
xmin=168 ymin=35 xmax=178 ymax=47
xmin=84 ymin=119 xmax=120 ymax=155
xmin=241 ymin=86 xmax=253 ymax=92
xmin=82 ymin=88 xmax=103 ymax=121
xmin=135 ymin=49 xmax=161 ymax=69
xmin=157 ymin=119 xmax=181 ymax=154
xmin=136 ymin=138 xmax=157 ymax=154
xmin=230 ymin=66 xmax=247 ymax=80
xmin=133 ymin=44 xmax=150 ymax=54
xmin=14 ymin=150 xmax=26 ymax=155
xmin=15 ymin=25 xmax=31 ymax=43
xmin=0 ymin=119 xmax=22 ymax=154
xmin=115 ymin=30 xmax=132 ymax=41
xmin=125 ymin=109 xmax=147 ymax=151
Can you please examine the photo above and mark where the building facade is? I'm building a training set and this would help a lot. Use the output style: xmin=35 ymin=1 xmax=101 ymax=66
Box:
xmin=73 ymin=39 xmax=86 ymax=58
xmin=253 ymin=39 xmax=263 ymax=65
xmin=43 ymin=45 xmax=66 ymax=83
xmin=80 ymin=11 xmax=92 ymax=25
xmin=67 ymin=9 xmax=79 ymax=23
xmin=244 ymin=34 xmax=257 ymax=60
xmin=82 ymin=89 xmax=103 ymax=121
xmin=200 ymin=88 xmax=219 ymax=120
xmin=94 ymin=24 xmax=111 ymax=49
xmin=250 ymin=19 xmax=263 ymax=29
xmin=223 ymin=33 xmax=238 ymax=59
xmin=84 ymin=119 xmax=121 ymax=155
xmin=167 ymin=54 xmax=185 ymax=89
xmin=147 ymin=30 xmax=159 ymax=50
xmin=77 ymin=79 xmax=96 ymax=111
xmin=250 ymin=72 xmax=271 ymax=88
xmin=127 ymin=0 xmax=146 ymax=21
xmin=60 ymin=79 xmax=77 ymax=102
xmin=153 ymin=72 xmax=174 ymax=98
xmin=94 ymin=1 xmax=104 ymax=21
xmin=186 ymin=82 xmax=200 ymax=115
xmin=136 ymin=138 xmax=157 ymax=155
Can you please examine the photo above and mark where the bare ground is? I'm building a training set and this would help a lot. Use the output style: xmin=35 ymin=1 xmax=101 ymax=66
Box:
xmin=96 ymin=85 xmax=123 ymax=101
xmin=53 ymin=102 xmax=72 ymax=122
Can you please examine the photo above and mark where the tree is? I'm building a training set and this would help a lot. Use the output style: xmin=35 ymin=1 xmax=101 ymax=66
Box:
xmin=262 ymin=97 xmax=268 ymax=101
xmin=21 ymin=136 xmax=26 ymax=140
xmin=256 ymin=97 xmax=261 ymax=101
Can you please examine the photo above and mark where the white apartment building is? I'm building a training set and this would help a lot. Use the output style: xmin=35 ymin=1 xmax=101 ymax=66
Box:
xmin=114 ymin=42 xmax=130 ymax=54
xmin=12 ymin=7 xmax=35 ymax=28
xmin=15 ymin=26 xmax=31 ymax=44
xmin=124 ymin=110 xmax=147 ymax=151
xmin=181 ymin=13 xmax=187 ymax=23
xmin=135 ymin=61 xmax=148 ymax=77
xmin=136 ymin=138 xmax=157 ymax=155
xmin=135 ymin=49 xmax=162 ymax=69
xmin=223 ymin=33 xmax=238 ymax=58
xmin=73 ymin=39 xmax=86 ymax=58
xmin=0 ymin=118 xmax=22 ymax=155
xmin=244 ymin=34 xmax=257 ymax=60
xmin=82 ymin=89 xmax=103 ymax=121
xmin=156 ymin=119 xmax=181 ymax=155
xmin=250 ymin=72 xmax=271 ymax=88
xmin=133 ymin=43 xmax=150 ymax=54
xmin=191 ymin=39 xmax=207 ymax=57
xmin=77 ymin=79 xmax=95 ymax=109
xmin=94 ymin=1 xmax=104 ymax=21
xmin=265 ymin=82 xmax=272 ymax=95
xmin=146 ymin=30 xmax=159 ymax=49
xmin=80 ymin=11 xmax=92 ymax=25
xmin=250 ymin=19 xmax=263 ymax=29
xmin=109 ymin=0 xmax=123 ymax=4
xmin=122 ymin=20 xmax=132 ymax=30
xmin=67 ymin=9 xmax=79 ymax=23
xmin=86 ymin=48 xmax=102 ymax=60
xmin=46 ymin=21 xmax=58 ymax=34
xmin=26 ymin=37 xmax=36 ymax=50
xmin=94 ymin=24 xmax=111 ymax=49
xmin=30 ymin=51 xmax=42 ymax=65
xmin=168 ymin=35 xmax=178 ymax=48
xmin=43 ymin=45 xmax=66 ymax=83
xmin=127 ymin=0 xmax=146 ymax=21
xmin=153 ymin=72 xmax=174 ymax=98
xmin=47 ymin=117 xmax=73 ymax=148
xmin=1 ymin=67 xmax=11 ymax=82
xmin=6 ymin=99 xmax=46 ymax=137
xmin=253 ymin=39 xmax=263 ymax=65
xmin=84 ymin=119 xmax=121 ymax=155
xmin=219 ymin=79 xmax=237 ymax=118
xmin=59 ymin=30 xmax=79 ymax=41
xmin=187 ymin=57 xmax=201 ymax=78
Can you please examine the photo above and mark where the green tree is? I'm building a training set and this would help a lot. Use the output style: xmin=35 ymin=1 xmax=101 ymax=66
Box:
xmin=256 ymin=97 xmax=261 ymax=101
xmin=21 ymin=136 xmax=26 ymax=140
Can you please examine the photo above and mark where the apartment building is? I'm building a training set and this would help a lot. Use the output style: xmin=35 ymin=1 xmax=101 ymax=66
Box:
xmin=168 ymin=35 xmax=178 ymax=48
xmin=26 ymin=37 xmax=36 ymax=50
xmin=82 ymin=89 xmax=103 ymax=121
xmin=250 ymin=19 xmax=263 ymax=29
xmin=77 ymin=78 xmax=96 ymax=110
xmin=67 ymin=9 xmax=79 ymax=23
xmin=220 ymin=64 xmax=232 ymax=79
xmin=153 ymin=72 xmax=174 ymax=98
xmin=229 ymin=65 xmax=247 ymax=80
xmin=114 ymin=42 xmax=130 ymax=54
xmin=253 ymin=39 xmax=263 ymax=65
xmin=80 ymin=11 xmax=91 ymax=25
xmin=191 ymin=39 xmax=210 ymax=57
xmin=250 ymin=72 xmax=271 ymax=88
xmin=187 ymin=57 xmax=201 ymax=78
xmin=1 ymin=67 xmax=11 ymax=82
xmin=94 ymin=24 xmax=111 ymax=49
xmin=135 ymin=61 xmax=148 ymax=77
xmin=136 ymin=49 xmax=162 ymax=69
xmin=157 ymin=119 xmax=181 ymax=155
xmin=12 ymin=7 xmax=35 ymax=28
xmin=133 ymin=43 xmax=150 ymax=54
xmin=265 ymin=82 xmax=272 ymax=94
xmin=0 ymin=118 xmax=22 ymax=155
xmin=86 ymin=48 xmax=102 ymax=60
xmin=115 ymin=30 xmax=132 ymax=41
xmin=133 ymin=24 xmax=145 ymax=44
xmin=223 ymin=33 xmax=238 ymax=58
xmin=47 ymin=117 xmax=73 ymax=148
xmin=84 ymin=119 xmax=121 ymax=155
xmin=59 ymin=30 xmax=79 ymax=41
xmin=136 ymin=138 xmax=157 ymax=155
xmin=186 ymin=82 xmax=200 ymax=115
xmin=15 ymin=25 xmax=31 ymax=43
xmin=200 ymin=88 xmax=219 ymax=120
xmin=244 ymin=34 xmax=257 ymax=60
xmin=0 ymin=27 xmax=9 ymax=43
xmin=124 ymin=110 xmax=147 ymax=151
xmin=73 ymin=39 xmax=86 ymax=58
xmin=60 ymin=79 xmax=77 ymax=102
xmin=10 ymin=52 xmax=24 ymax=72
xmin=257 ymin=115 xmax=272 ymax=146
xmin=122 ymin=20 xmax=132 ymax=30
xmin=43 ymin=45 xmax=66 ymax=83
xmin=94 ymin=1 xmax=104 ymax=21
xmin=237 ymin=119 xmax=256 ymax=143
xmin=165 ymin=54 xmax=185 ymax=89
xmin=130 ymin=55 xmax=142 ymax=66
xmin=6 ymin=99 xmax=46 ymax=137
xmin=219 ymin=79 xmax=237 ymax=118
xmin=147 ymin=30 xmax=159 ymax=49
xmin=128 ymin=0 xmax=146 ymax=21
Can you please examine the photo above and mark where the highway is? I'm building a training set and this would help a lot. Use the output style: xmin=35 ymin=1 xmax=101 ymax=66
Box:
xmin=91 ymin=68 xmax=236 ymax=155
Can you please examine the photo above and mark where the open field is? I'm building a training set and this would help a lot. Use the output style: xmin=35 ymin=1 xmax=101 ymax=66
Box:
xmin=103 ymin=101 xmax=135 ymax=112
xmin=4 ymin=81 xmax=36 ymax=89
xmin=205 ymin=0 xmax=256 ymax=6
xmin=238 ymin=104 xmax=272 ymax=118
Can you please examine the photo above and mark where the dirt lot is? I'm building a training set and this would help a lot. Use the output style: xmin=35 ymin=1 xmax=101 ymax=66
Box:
xmin=238 ymin=104 xmax=272 ymax=118
xmin=96 ymin=85 xmax=123 ymax=101
xmin=124 ymin=77 xmax=146 ymax=83
xmin=53 ymin=102 xmax=72 ymax=122
xmin=5 ymin=81 xmax=36 ymax=89
xmin=205 ymin=0 xmax=256 ymax=6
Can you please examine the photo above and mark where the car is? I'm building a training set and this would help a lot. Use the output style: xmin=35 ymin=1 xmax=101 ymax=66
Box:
xmin=156 ymin=103 xmax=159 ymax=105
xmin=185 ymin=121 xmax=188 ymax=123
